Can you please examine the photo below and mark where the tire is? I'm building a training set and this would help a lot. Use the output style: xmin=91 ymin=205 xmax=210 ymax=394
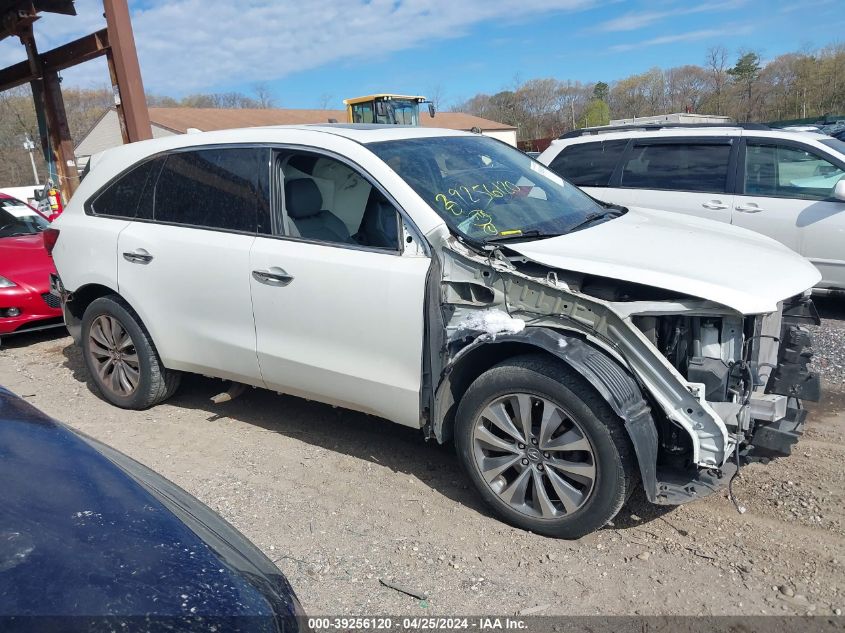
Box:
xmin=454 ymin=354 xmax=637 ymax=539
xmin=81 ymin=295 xmax=180 ymax=409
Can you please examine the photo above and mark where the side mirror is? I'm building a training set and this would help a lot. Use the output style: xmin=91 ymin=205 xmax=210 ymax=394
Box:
xmin=428 ymin=102 xmax=435 ymax=118
xmin=834 ymin=179 xmax=845 ymax=202
xmin=375 ymin=101 xmax=387 ymax=117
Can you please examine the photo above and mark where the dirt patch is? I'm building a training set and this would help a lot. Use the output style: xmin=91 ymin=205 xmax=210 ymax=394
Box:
xmin=1 ymin=329 xmax=843 ymax=617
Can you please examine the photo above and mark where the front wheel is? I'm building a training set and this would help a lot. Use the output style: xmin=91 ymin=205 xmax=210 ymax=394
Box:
xmin=454 ymin=354 xmax=637 ymax=539
xmin=81 ymin=295 xmax=180 ymax=409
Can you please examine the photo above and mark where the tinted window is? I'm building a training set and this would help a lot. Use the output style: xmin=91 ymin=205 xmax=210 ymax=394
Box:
xmin=745 ymin=143 xmax=845 ymax=201
xmin=621 ymin=143 xmax=732 ymax=193
xmin=154 ymin=148 xmax=270 ymax=233
xmin=90 ymin=160 xmax=158 ymax=218
xmin=549 ymin=140 xmax=627 ymax=186
xmin=136 ymin=157 xmax=165 ymax=220
xmin=280 ymin=152 xmax=399 ymax=249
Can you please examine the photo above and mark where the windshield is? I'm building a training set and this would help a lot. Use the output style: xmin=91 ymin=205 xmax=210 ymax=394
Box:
xmin=369 ymin=136 xmax=606 ymax=242
xmin=0 ymin=199 xmax=49 ymax=238
xmin=381 ymin=100 xmax=420 ymax=125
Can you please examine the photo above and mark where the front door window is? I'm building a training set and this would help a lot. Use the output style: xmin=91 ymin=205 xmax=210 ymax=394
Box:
xmin=745 ymin=143 xmax=845 ymax=201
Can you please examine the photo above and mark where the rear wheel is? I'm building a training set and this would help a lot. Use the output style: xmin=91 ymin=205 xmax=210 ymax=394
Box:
xmin=81 ymin=295 xmax=180 ymax=409
xmin=455 ymin=354 xmax=637 ymax=538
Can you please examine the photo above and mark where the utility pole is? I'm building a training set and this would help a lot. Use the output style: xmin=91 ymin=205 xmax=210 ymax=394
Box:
xmin=23 ymin=135 xmax=39 ymax=184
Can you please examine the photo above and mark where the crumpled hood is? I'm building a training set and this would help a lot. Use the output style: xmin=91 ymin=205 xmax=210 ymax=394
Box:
xmin=506 ymin=207 xmax=821 ymax=315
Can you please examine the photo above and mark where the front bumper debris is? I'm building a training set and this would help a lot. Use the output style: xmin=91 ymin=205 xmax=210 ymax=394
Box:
xmin=766 ymin=324 xmax=821 ymax=401
xmin=651 ymin=461 xmax=738 ymax=505
xmin=748 ymin=405 xmax=807 ymax=459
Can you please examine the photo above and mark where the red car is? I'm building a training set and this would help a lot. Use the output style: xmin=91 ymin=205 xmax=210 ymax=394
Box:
xmin=0 ymin=193 xmax=63 ymax=343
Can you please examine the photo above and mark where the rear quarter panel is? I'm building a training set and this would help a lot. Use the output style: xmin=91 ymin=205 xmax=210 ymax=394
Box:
xmin=51 ymin=152 xmax=141 ymax=295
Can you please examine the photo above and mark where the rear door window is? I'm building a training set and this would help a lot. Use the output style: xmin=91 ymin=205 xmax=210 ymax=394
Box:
xmin=621 ymin=142 xmax=732 ymax=193
xmin=153 ymin=148 xmax=271 ymax=234
xmin=89 ymin=160 xmax=160 ymax=218
xmin=548 ymin=140 xmax=628 ymax=186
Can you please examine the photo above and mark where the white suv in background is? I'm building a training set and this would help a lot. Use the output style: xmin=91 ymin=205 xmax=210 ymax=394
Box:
xmin=539 ymin=125 xmax=845 ymax=292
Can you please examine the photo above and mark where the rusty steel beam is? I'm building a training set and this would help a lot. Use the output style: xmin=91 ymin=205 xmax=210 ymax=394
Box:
xmin=105 ymin=50 xmax=129 ymax=144
xmin=18 ymin=24 xmax=51 ymax=174
xmin=0 ymin=29 xmax=110 ymax=92
xmin=0 ymin=59 xmax=31 ymax=91
xmin=0 ymin=2 xmax=38 ymax=42
xmin=103 ymin=0 xmax=151 ymax=142
xmin=41 ymin=67 xmax=78 ymax=198
xmin=42 ymin=27 xmax=109 ymax=71
xmin=16 ymin=23 xmax=77 ymax=199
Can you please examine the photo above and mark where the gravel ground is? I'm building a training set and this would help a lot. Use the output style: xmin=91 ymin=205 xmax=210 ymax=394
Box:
xmin=810 ymin=296 xmax=845 ymax=387
xmin=1 ymin=304 xmax=844 ymax=617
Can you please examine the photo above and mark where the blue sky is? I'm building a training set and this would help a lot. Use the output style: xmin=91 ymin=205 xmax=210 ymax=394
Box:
xmin=0 ymin=0 xmax=841 ymax=109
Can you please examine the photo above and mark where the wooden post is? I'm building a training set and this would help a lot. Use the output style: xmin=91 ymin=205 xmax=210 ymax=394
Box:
xmin=103 ymin=0 xmax=152 ymax=142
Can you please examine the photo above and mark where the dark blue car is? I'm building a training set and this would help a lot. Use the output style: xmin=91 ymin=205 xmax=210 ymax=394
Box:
xmin=0 ymin=386 xmax=303 ymax=632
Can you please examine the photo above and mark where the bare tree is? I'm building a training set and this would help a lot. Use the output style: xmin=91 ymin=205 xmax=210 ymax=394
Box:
xmin=706 ymin=46 xmax=729 ymax=115
xmin=666 ymin=65 xmax=708 ymax=113
xmin=252 ymin=82 xmax=276 ymax=109
xmin=426 ymin=84 xmax=447 ymax=112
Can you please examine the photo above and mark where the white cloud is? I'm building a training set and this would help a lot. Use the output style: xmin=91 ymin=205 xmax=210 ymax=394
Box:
xmin=609 ymin=23 xmax=753 ymax=52
xmin=1 ymin=0 xmax=601 ymax=94
xmin=596 ymin=0 xmax=747 ymax=32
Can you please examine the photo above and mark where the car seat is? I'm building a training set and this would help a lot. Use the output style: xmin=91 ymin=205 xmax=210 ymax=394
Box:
xmin=355 ymin=189 xmax=399 ymax=249
xmin=284 ymin=178 xmax=352 ymax=243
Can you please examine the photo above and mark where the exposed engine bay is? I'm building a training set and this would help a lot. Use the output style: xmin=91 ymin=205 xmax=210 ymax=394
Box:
xmin=429 ymin=235 xmax=821 ymax=506
xmin=632 ymin=305 xmax=819 ymax=466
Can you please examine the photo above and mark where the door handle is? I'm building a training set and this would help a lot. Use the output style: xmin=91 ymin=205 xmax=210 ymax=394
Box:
xmin=252 ymin=267 xmax=294 ymax=286
xmin=122 ymin=248 xmax=153 ymax=264
xmin=735 ymin=203 xmax=763 ymax=213
xmin=702 ymin=200 xmax=729 ymax=210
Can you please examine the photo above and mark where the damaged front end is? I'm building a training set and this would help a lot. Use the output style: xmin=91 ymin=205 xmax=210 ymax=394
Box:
xmin=426 ymin=234 xmax=820 ymax=506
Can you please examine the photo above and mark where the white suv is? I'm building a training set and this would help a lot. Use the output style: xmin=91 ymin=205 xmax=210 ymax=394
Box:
xmin=51 ymin=124 xmax=820 ymax=538
xmin=539 ymin=125 xmax=845 ymax=292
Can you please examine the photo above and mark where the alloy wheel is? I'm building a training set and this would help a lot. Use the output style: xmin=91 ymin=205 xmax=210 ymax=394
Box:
xmin=87 ymin=314 xmax=140 ymax=397
xmin=471 ymin=393 xmax=596 ymax=518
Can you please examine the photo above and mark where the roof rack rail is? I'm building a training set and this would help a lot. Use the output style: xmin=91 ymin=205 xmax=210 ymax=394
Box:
xmin=558 ymin=122 xmax=770 ymax=139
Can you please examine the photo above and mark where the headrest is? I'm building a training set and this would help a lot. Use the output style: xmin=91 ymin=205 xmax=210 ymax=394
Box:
xmin=285 ymin=178 xmax=323 ymax=219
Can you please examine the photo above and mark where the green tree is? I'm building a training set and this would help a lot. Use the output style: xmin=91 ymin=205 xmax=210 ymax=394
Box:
xmin=582 ymin=99 xmax=610 ymax=127
xmin=593 ymin=81 xmax=609 ymax=102
xmin=728 ymin=52 xmax=761 ymax=121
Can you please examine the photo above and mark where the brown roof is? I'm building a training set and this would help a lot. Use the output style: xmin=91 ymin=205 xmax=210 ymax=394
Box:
xmin=148 ymin=107 xmax=515 ymax=133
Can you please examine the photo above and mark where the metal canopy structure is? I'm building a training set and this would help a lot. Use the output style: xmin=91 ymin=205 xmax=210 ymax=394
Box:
xmin=0 ymin=0 xmax=151 ymax=200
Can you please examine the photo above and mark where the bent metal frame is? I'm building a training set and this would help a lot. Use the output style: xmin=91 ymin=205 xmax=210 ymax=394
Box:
xmin=0 ymin=0 xmax=152 ymax=202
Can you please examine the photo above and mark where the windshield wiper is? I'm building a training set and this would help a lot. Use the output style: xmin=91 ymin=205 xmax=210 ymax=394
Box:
xmin=565 ymin=209 xmax=622 ymax=234
xmin=485 ymin=229 xmax=561 ymax=244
